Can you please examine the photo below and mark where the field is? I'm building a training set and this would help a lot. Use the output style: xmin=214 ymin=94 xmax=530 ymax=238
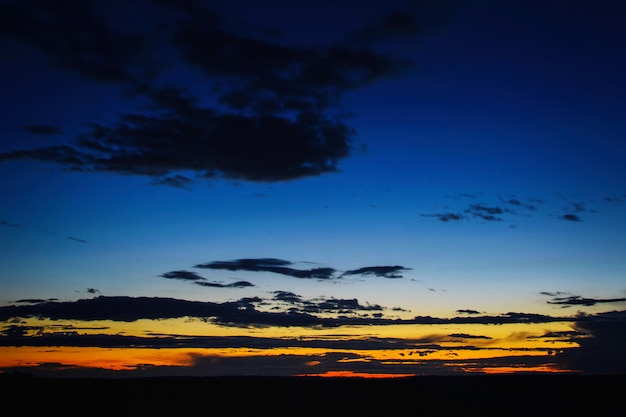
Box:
xmin=2 ymin=373 xmax=624 ymax=414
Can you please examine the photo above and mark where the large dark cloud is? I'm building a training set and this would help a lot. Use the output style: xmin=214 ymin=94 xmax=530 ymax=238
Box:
xmin=0 ymin=0 xmax=419 ymax=185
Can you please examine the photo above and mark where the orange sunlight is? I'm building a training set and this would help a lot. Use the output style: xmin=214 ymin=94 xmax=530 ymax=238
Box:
xmin=297 ymin=370 xmax=416 ymax=378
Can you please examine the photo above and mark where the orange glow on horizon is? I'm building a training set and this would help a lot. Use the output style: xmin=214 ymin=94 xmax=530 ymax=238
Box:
xmin=297 ymin=370 xmax=416 ymax=378
xmin=0 ymin=319 xmax=580 ymax=376
xmin=472 ymin=366 xmax=575 ymax=374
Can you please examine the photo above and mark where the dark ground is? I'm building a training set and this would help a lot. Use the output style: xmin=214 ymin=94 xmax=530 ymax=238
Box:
xmin=2 ymin=373 xmax=624 ymax=414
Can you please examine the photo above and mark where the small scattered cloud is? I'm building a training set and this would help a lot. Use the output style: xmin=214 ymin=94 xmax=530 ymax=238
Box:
xmin=150 ymin=175 xmax=195 ymax=189
xmin=160 ymin=270 xmax=254 ymax=289
xmin=456 ymin=309 xmax=481 ymax=315
xmin=464 ymin=204 xmax=504 ymax=222
xmin=342 ymin=265 xmax=411 ymax=279
xmin=160 ymin=270 xmax=207 ymax=281
xmin=445 ymin=192 xmax=481 ymax=200
xmin=2 ymin=220 xmax=87 ymax=243
xmin=539 ymin=291 xmax=568 ymax=297
xmin=420 ymin=212 xmax=466 ymax=222
xmin=422 ymin=191 xmax=622 ymax=226
xmin=14 ymin=298 xmax=57 ymax=304
xmin=448 ymin=333 xmax=492 ymax=340
xmin=272 ymin=290 xmax=302 ymax=304
xmin=603 ymin=194 xmax=623 ymax=205
xmin=195 ymin=280 xmax=254 ymax=288
xmin=560 ymin=213 xmax=582 ymax=222
xmin=547 ymin=295 xmax=626 ymax=307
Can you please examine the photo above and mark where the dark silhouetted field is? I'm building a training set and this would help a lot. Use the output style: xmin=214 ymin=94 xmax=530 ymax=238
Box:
xmin=2 ymin=373 xmax=623 ymax=414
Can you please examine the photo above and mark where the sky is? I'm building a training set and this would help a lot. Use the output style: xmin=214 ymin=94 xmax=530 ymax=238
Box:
xmin=1 ymin=0 xmax=625 ymax=378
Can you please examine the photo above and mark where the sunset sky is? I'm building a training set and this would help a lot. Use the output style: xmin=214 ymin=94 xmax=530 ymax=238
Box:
xmin=1 ymin=0 xmax=625 ymax=378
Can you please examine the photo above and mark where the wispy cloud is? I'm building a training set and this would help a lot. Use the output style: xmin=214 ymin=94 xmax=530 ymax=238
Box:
xmin=1 ymin=219 xmax=87 ymax=243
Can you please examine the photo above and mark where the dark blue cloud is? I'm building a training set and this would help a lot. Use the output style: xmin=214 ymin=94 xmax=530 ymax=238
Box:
xmin=0 ymin=0 xmax=420 ymax=185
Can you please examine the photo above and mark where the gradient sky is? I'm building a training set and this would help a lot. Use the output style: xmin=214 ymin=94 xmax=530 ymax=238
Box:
xmin=1 ymin=0 xmax=625 ymax=378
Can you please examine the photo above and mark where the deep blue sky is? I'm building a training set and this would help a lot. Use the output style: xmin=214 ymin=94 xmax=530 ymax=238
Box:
xmin=1 ymin=0 xmax=626 ymax=375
